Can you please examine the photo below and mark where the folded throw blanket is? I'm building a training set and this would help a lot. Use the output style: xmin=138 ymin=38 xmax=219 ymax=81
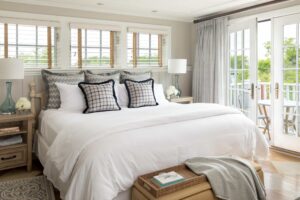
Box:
xmin=185 ymin=156 xmax=266 ymax=200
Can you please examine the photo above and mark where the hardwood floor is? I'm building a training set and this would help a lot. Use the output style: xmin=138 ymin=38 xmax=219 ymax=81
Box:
xmin=258 ymin=149 xmax=300 ymax=200
xmin=0 ymin=149 xmax=299 ymax=200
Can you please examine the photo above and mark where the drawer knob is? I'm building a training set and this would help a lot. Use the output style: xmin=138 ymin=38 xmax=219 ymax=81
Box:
xmin=1 ymin=155 xmax=16 ymax=161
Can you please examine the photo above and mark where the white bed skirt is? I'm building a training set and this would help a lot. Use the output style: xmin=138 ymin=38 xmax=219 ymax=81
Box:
xmin=35 ymin=131 xmax=131 ymax=200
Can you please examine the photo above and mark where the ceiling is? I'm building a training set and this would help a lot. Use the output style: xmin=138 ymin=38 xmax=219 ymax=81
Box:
xmin=1 ymin=0 xmax=274 ymax=21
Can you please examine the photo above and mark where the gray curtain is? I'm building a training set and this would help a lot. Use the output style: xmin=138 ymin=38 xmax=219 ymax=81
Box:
xmin=193 ymin=17 xmax=228 ymax=104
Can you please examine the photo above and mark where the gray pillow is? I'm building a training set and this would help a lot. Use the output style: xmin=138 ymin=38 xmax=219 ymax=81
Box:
xmin=120 ymin=71 xmax=151 ymax=83
xmin=124 ymin=78 xmax=158 ymax=108
xmin=42 ymin=70 xmax=84 ymax=109
xmin=85 ymin=70 xmax=120 ymax=83
xmin=78 ymin=80 xmax=121 ymax=113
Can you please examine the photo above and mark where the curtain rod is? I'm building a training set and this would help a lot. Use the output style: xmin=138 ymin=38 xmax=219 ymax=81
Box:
xmin=193 ymin=0 xmax=291 ymax=24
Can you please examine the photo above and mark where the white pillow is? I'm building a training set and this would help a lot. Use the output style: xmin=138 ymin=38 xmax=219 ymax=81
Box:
xmin=116 ymin=83 xmax=169 ymax=107
xmin=154 ymin=84 xmax=169 ymax=105
xmin=115 ymin=84 xmax=128 ymax=107
xmin=55 ymin=83 xmax=86 ymax=112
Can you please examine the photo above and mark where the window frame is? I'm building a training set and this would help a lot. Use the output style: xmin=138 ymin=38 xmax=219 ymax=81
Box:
xmin=70 ymin=27 xmax=116 ymax=68
xmin=0 ymin=18 xmax=58 ymax=69
xmin=127 ymin=32 xmax=166 ymax=68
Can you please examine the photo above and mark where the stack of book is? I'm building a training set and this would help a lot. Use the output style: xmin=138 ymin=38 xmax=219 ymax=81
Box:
xmin=152 ymin=171 xmax=184 ymax=187
xmin=0 ymin=127 xmax=22 ymax=147
xmin=0 ymin=127 xmax=20 ymax=134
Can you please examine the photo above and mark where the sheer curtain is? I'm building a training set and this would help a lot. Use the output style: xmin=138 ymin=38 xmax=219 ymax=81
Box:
xmin=193 ymin=17 xmax=228 ymax=104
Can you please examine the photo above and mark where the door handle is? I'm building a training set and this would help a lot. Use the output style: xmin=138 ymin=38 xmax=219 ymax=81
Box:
xmin=275 ymin=82 xmax=279 ymax=99
xmin=250 ymin=83 xmax=255 ymax=100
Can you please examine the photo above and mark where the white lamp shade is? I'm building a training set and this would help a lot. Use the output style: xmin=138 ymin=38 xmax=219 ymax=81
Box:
xmin=168 ymin=59 xmax=187 ymax=74
xmin=0 ymin=58 xmax=24 ymax=80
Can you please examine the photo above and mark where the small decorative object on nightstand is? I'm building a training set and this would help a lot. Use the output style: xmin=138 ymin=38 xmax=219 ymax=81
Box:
xmin=170 ymin=96 xmax=193 ymax=104
xmin=0 ymin=113 xmax=34 ymax=171
xmin=15 ymin=97 xmax=32 ymax=115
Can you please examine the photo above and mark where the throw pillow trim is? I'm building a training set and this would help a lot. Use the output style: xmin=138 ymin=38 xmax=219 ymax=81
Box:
xmin=124 ymin=78 xmax=159 ymax=108
xmin=78 ymin=79 xmax=121 ymax=113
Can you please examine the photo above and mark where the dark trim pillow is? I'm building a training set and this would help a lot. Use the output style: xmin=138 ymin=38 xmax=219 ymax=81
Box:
xmin=85 ymin=70 xmax=120 ymax=83
xmin=120 ymin=71 xmax=151 ymax=83
xmin=78 ymin=80 xmax=121 ymax=113
xmin=42 ymin=70 xmax=84 ymax=109
xmin=124 ymin=78 xmax=158 ymax=108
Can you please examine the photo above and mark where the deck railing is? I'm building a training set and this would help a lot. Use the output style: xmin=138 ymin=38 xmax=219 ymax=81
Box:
xmin=258 ymin=82 xmax=297 ymax=101
xmin=233 ymin=82 xmax=297 ymax=101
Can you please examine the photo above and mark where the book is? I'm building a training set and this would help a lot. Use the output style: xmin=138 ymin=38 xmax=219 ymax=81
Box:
xmin=152 ymin=171 xmax=184 ymax=187
xmin=0 ymin=127 xmax=20 ymax=133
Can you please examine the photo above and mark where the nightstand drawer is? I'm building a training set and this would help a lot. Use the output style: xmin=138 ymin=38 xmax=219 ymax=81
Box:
xmin=0 ymin=146 xmax=27 ymax=170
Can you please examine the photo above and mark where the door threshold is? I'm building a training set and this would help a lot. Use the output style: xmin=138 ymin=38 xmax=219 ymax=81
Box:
xmin=270 ymin=146 xmax=300 ymax=159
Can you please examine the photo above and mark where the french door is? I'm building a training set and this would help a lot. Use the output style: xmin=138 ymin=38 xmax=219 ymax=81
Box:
xmin=228 ymin=19 xmax=257 ymax=121
xmin=273 ymin=13 xmax=300 ymax=152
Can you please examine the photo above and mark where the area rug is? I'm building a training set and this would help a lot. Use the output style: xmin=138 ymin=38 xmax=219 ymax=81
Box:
xmin=272 ymin=161 xmax=300 ymax=175
xmin=0 ymin=176 xmax=55 ymax=200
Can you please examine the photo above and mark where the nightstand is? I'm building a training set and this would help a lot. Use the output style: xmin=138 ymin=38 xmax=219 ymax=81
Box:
xmin=170 ymin=96 xmax=193 ymax=104
xmin=0 ymin=113 xmax=34 ymax=171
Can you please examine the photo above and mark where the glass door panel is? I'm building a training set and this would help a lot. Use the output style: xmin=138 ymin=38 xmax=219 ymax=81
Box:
xmin=228 ymin=19 xmax=256 ymax=120
xmin=274 ymin=14 xmax=300 ymax=152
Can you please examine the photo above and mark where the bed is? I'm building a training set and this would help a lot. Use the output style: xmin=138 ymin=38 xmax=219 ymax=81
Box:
xmin=34 ymin=100 xmax=269 ymax=200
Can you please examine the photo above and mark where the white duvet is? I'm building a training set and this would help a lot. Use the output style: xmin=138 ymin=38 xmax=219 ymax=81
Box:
xmin=41 ymin=103 xmax=269 ymax=200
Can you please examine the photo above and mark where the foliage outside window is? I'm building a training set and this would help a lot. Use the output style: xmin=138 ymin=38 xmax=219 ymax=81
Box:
xmin=127 ymin=32 xmax=164 ymax=67
xmin=0 ymin=23 xmax=56 ymax=68
xmin=71 ymin=28 xmax=118 ymax=68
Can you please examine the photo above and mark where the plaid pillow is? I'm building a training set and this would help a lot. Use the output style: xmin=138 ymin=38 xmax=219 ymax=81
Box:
xmin=124 ymin=79 xmax=158 ymax=108
xmin=78 ymin=80 xmax=121 ymax=113
xmin=85 ymin=70 xmax=120 ymax=83
xmin=120 ymin=71 xmax=151 ymax=83
xmin=42 ymin=70 xmax=84 ymax=109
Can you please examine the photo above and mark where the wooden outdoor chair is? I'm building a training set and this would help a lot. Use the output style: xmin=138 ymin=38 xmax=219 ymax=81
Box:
xmin=284 ymin=107 xmax=296 ymax=135
xmin=257 ymin=104 xmax=271 ymax=140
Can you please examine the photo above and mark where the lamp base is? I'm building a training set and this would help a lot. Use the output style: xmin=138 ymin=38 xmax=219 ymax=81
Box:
xmin=174 ymin=74 xmax=181 ymax=97
xmin=0 ymin=81 xmax=16 ymax=115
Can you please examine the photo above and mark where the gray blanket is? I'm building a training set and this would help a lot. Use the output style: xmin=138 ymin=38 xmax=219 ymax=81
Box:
xmin=185 ymin=156 xmax=266 ymax=200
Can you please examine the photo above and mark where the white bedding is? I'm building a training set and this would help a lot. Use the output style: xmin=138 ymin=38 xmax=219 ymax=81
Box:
xmin=40 ymin=103 xmax=269 ymax=200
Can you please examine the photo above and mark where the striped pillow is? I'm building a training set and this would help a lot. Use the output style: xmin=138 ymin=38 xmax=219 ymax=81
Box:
xmin=42 ymin=70 xmax=84 ymax=109
xmin=85 ymin=70 xmax=120 ymax=83
xmin=120 ymin=71 xmax=151 ymax=83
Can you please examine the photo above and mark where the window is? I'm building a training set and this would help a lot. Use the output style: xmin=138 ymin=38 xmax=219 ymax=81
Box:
xmin=71 ymin=28 xmax=119 ymax=68
xmin=0 ymin=22 xmax=57 ymax=68
xmin=127 ymin=32 xmax=165 ymax=67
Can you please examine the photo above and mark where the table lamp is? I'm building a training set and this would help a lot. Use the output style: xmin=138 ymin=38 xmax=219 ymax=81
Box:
xmin=168 ymin=59 xmax=187 ymax=97
xmin=0 ymin=58 xmax=24 ymax=114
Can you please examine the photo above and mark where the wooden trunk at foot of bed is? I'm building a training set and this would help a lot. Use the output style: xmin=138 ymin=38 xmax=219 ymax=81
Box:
xmin=132 ymin=163 xmax=264 ymax=200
